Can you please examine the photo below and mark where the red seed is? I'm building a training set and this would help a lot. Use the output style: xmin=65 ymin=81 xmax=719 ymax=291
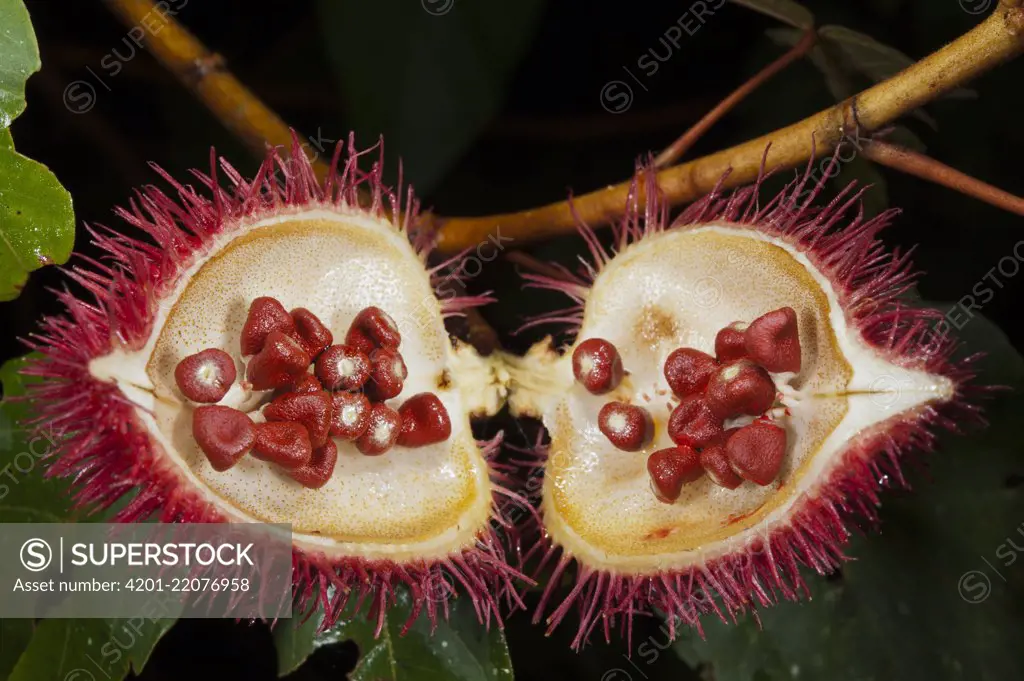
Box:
xmin=192 ymin=405 xmax=254 ymax=472
xmin=279 ymin=374 xmax=323 ymax=396
xmin=330 ymin=392 xmax=371 ymax=440
xmin=663 ymin=347 xmax=718 ymax=398
xmin=345 ymin=306 xmax=401 ymax=355
xmin=252 ymin=421 xmax=313 ymax=469
xmin=714 ymin=322 xmax=749 ymax=363
xmin=315 ymin=345 xmax=370 ymax=392
xmin=744 ymin=307 xmax=802 ymax=373
xmin=246 ymin=330 xmax=311 ymax=391
xmin=240 ymin=297 xmax=295 ymax=356
xmin=290 ymin=308 xmax=333 ymax=359
xmin=647 ymin=446 xmax=703 ymax=503
xmin=597 ymin=402 xmax=652 ymax=451
xmin=397 ymin=393 xmax=452 ymax=447
xmin=174 ymin=348 xmax=236 ymax=403
xmin=667 ymin=395 xmax=724 ymax=447
xmin=571 ymin=338 xmax=624 ymax=394
xmin=365 ymin=349 xmax=407 ymax=401
xmin=355 ymin=403 xmax=402 ymax=455
xmin=725 ymin=420 xmax=787 ymax=486
xmin=263 ymin=391 xmax=333 ymax=448
xmin=700 ymin=442 xmax=742 ymax=490
xmin=288 ymin=439 xmax=339 ymax=489
xmin=705 ymin=359 xmax=777 ymax=420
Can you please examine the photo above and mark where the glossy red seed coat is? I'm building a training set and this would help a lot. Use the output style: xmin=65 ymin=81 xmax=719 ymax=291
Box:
xmin=745 ymin=307 xmax=802 ymax=373
xmin=291 ymin=308 xmax=333 ymax=359
xmin=725 ymin=420 xmax=787 ymax=486
xmin=252 ymin=421 xmax=313 ymax=469
xmin=174 ymin=348 xmax=236 ymax=403
xmin=365 ymin=349 xmax=407 ymax=401
xmin=700 ymin=443 xmax=743 ymax=489
xmin=288 ymin=439 xmax=339 ymax=489
xmin=705 ymin=359 xmax=776 ymax=420
xmin=647 ymin=446 xmax=703 ymax=503
xmin=315 ymin=345 xmax=370 ymax=392
xmin=714 ymin=322 xmax=749 ymax=362
xmin=667 ymin=395 xmax=724 ymax=447
xmin=330 ymin=392 xmax=371 ymax=440
xmin=240 ymin=297 xmax=295 ymax=356
xmin=663 ymin=347 xmax=718 ymax=398
xmin=192 ymin=405 xmax=254 ymax=472
xmin=597 ymin=402 xmax=652 ymax=452
xmin=263 ymin=391 xmax=333 ymax=448
xmin=246 ymin=329 xmax=311 ymax=391
xmin=571 ymin=338 xmax=624 ymax=394
xmin=280 ymin=374 xmax=323 ymax=396
xmin=397 ymin=393 xmax=452 ymax=447
xmin=356 ymin=403 xmax=402 ymax=455
xmin=345 ymin=306 xmax=401 ymax=355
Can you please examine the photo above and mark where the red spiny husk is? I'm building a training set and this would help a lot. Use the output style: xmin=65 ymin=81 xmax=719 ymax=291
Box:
xmin=519 ymin=150 xmax=986 ymax=650
xmin=19 ymin=133 xmax=524 ymax=633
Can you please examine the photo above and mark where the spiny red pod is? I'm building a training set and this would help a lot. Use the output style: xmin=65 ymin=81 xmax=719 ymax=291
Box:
xmin=505 ymin=160 xmax=976 ymax=649
xmin=23 ymin=135 xmax=526 ymax=637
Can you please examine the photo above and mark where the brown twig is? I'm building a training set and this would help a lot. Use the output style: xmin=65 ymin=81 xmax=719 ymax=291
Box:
xmin=102 ymin=0 xmax=504 ymax=350
xmin=436 ymin=3 xmax=1024 ymax=254
xmin=102 ymin=0 xmax=331 ymax=181
xmin=863 ymin=140 xmax=1024 ymax=217
xmin=654 ymin=28 xmax=817 ymax=168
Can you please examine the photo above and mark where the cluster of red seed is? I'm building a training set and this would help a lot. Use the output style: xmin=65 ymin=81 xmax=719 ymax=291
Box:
xmin=572 ymin=307 xmax=801 ymax=504
xmin=173 ymin=298 xmax=452 ymax=489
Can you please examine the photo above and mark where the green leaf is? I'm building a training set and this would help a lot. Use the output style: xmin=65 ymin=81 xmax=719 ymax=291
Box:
xmin=297 ymin=587 xmax=514 ymax=681
xmin=7 ymin=617 xmax=176 ymax=681
xmin=0 ymin=128 xmax=12 ymax=148
xmin=675 ymin=311 xmax=1024 ymax=681
xmin=0 ymin=619 xmax=34 ymax=679
xmin=0 ymin=144 xmax=75 ymax=301
xmin=272 ymin=606 xmax=324 ymax=676
xmin=0 ymin=0 xmax=39 ymax=128
xmin=317 ymin=0 xmax=545 ymax=194
xmin=728 ymin=0 xmax=814 ymax=30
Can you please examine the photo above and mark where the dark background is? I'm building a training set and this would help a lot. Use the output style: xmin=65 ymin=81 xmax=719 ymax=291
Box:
xmin=4 ymin=0 xmax=1022 ymax=679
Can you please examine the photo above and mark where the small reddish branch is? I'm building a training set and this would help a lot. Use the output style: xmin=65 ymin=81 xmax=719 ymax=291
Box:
xmin=863 ymin=141 xmax=1024 ymax=217
xmin=436 ymin=3 xmax=1024 ymax=253
xmin=103 ymin=0 xmax=331 ymax=181
xmin=654 ymin=28 xmax=817 ymax=168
